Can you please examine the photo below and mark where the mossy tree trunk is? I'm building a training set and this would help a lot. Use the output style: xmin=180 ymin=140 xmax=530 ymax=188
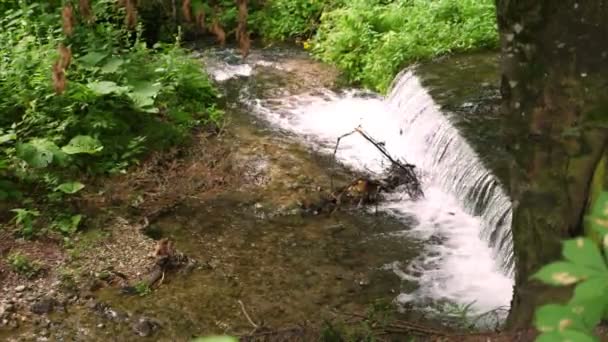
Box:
xmin=496 ymin=0 xmax=608 ymax=328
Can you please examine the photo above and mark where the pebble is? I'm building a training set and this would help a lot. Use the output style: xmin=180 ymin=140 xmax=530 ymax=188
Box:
xmin=15 ymin=285 xmax=26 ymax=292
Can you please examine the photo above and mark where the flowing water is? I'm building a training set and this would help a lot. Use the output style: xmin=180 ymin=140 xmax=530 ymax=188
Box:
xmin=202 ymin=48 xmax=514 ymax=316
xmin=2 ymin=47 xmax=517 ymax=341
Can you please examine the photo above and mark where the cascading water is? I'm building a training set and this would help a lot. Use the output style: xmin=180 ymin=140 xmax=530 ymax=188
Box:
xmin=387 ymin=70 xmax=514 ymax=272
xmin=203 ymin=49 xmax=514 ymax=316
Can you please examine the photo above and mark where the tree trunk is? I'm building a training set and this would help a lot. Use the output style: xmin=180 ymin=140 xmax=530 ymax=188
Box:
xmin=496 ymin=0 xmax=608 ymax=328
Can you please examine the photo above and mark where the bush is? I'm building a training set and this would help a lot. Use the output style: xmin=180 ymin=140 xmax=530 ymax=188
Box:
xmin=251 ymin=0 xmax=342 ymax=41
xmin=7 ymin=252 xmax=43 ymax=278
xmin=531 ymin=191 xmax=608 ymax=342
xmin=312 ymin=0 xmax=498 ymax=92
xmin=0 ymin=1 xmax=221 ymax=230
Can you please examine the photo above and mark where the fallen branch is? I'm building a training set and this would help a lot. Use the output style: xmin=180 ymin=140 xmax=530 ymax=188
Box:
xmin=332 ymin=126 xmax=423 ymax=200
xmin=239 ymin=299 xmax=259 ymax=330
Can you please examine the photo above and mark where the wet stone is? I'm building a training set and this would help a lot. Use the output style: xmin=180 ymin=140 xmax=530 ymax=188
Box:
xmin=132 ymin=317 xmax=160 ymax=337
xmin=31 ymin=298 xmax=56 ymax=315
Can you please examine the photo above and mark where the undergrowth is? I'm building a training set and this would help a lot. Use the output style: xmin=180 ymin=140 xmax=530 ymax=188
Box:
xmin=311 ymin=0 xmax=498 ymax=92
xmin=0 ymin=1 xmax=221 ymax=238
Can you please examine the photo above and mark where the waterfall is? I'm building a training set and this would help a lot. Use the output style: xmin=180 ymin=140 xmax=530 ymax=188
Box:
xmin=386 ymin=70 xmax=514 ymax=272
xmin=203 ymin=48 xmax=514 ymax=314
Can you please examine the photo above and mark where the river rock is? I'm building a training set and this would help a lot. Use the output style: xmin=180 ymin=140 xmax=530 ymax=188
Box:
xmin=132 ymin=317 xmax=160 ymax=337
xmin=15 ymin=285 xmax=26 ymax=292
xmin=31 ymin=298 xmax=56 ymax=315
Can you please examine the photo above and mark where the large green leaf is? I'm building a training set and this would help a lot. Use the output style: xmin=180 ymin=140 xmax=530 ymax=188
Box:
xmin=87 ymin=81 xmax=128 ymax=96
xmin=535 ymin=304 xmax=586 ymax=333
xmin=536 ymin=331 xmax=597 ymax=342
xmin=569 ymin=296 xmax=607 ymax=331
xmin=128 ymin=81 xmax=162 ymax=110
xmin=55 ymin=182 xmax=85 ymax=194
xmin=572 ymin=277 xmax=608 ymax=302
xmin=79 ymin=51 xmax=108 ymax=67
xmin=563 ymin=238 xmax=607 ymax=271
xmin=532 ymin=262 xmax=599 ymax=286
xmin=61 ymin=136 xmax=103 ymax=155
xmin=100 ymin=57 xmax=125 ymax=74
xmin=16 ymin=139 xmax=64 ymax=168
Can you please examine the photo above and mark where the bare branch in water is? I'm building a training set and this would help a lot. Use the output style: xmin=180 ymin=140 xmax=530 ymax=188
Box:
xmin=332 ymin=126 xmax=423 ymax=199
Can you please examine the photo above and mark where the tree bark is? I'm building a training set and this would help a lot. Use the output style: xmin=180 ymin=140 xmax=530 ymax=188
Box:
xmin=496 ymin=0 xmax=608 ymax=328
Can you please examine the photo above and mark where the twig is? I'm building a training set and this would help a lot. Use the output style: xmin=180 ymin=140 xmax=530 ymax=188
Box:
xmin=331 ymin=129 xmax=358 ymax=192
xmin=238 ymin=300 xmax=259 ymax=329
xmin=332 ymin=126 xmax=423 ymax=199
xmin=157 ymin=271 xmax=166 ymax=287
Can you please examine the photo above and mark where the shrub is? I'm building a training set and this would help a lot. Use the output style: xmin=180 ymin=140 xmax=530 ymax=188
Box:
xmin=7 ymin=252 xmax=42 ymax=278
xmin=312 ymin=0 xmax=498 ymax=92
xmin=0 ymin=1 xmax=222 ymax=229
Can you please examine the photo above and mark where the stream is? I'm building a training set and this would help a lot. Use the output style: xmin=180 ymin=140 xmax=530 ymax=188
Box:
xmin=2 ymin=47 xmax=516 ymax=341
xmin=203 ymin=47 xmax=514 ymax=313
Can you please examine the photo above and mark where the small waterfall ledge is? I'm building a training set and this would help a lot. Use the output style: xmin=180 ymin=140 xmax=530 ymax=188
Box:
xmin=202 ymin=48 xmax=515 ymax=314
xmin=387 ymin=70 xmax=514 ymax=273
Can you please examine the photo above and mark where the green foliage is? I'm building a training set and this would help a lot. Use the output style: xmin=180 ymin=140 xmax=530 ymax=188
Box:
xmin=11 ymin=208 xmax=40 ymax=238
xmin=312 ymin=0 xmax=498 ymax=92
xmin=0 ymin=1 xmax=222 ymax=229
xmin=134 ymin=281 xmax=152 ymax=296
xmin=52 ymin=214 xmax=83 ymax=235
xmin=251 ymin=0 xmax=341 ymax=41
xmin=7 ymin=252 xmax=42 ymax=278
xmin=532 ymin=191 xmax=608 ymax=342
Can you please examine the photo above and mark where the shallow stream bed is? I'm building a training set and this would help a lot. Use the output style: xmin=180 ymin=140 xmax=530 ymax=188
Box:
xmin=1 ymin=46 xmax=514 ymax=341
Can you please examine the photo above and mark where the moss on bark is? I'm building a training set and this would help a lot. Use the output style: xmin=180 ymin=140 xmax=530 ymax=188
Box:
xmin=496 ymin=0 xmax=608 ymax=328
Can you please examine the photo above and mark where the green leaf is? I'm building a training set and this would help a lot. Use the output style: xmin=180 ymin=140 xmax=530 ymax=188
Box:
xmin=572 ymin=277 xmax=608 ymax=301
xmin=127 ymin=81 xmax=161 ymax=110
xmin=53 ymin=214 xmax=82 ymax=235
xmin=536 ymin=330 xmax=598 ymax=342
xmin=569 ymin=296 xmax=606 ymax=331
xmin=87 ymin=81 xmax=129 ymax=95
xmin=16 ymin=139 xmax=64 ymax=168
xmin=535 ymin=304 xmax=586 ymax=333
xmin=61 ymin=136 xmax=103 ymax=155
xmin=55 ymin=182 xmax=85 ymax=194
xmin=563 ymin=238 xmax=607 ymax=271
xmin=100 ymin=57 xmax=125 ymax=74
xmin=0 ymin=133 xmax=16 ymax=144
xmin=587 ymin=192 xmax=608 ymax=232
xmin=16 ymin=143 xmax=52 ymax=168
xmin=532 ymin=262 xmax=598 ymax=286
xmin=79 ymin=51 xmax=108 ymax=66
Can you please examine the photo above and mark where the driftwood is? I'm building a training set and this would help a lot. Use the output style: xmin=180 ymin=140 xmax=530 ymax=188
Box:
xmin=121 ymin=238 xmax=192 ymax=294
xmin=332 ymin=126 xmax=423 ymax=200
xmin=303 ymin=126 xmax=423 ymax=215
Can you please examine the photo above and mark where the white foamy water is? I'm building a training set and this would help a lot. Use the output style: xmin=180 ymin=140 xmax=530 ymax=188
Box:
xmin=204 ymin=51 xmax=514 ymax=315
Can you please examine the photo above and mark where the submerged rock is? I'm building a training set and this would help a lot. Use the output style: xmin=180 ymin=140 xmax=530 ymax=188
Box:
xmin=31 ymin=298 xmax=56 ymax=315
xmin=132 ymin=317 xmax=160 ymax=337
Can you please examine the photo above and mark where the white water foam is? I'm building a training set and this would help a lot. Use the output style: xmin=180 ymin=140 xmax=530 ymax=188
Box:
xmin=247 ymin=86 xmax=513 ymax=314
xmin=207 ymin=52 xmax=514 ymax=315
